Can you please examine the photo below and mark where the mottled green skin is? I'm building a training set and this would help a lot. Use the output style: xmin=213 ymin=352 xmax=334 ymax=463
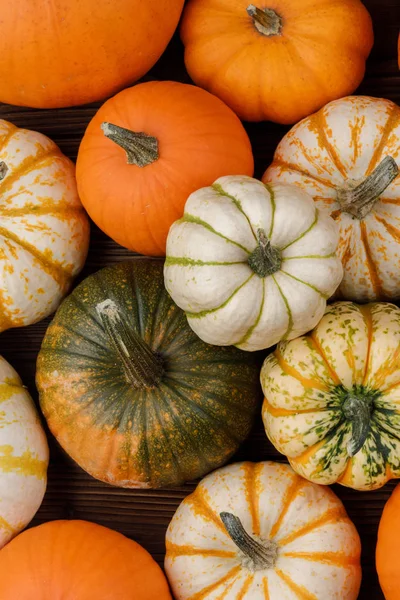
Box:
xmin=36 ymin=260 xmax=261 ymax=489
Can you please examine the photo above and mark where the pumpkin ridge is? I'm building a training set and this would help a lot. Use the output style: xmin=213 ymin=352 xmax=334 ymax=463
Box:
xmin=186 ymin=565 xmax=242 ymax=600
xmin=242 ymin=462 xmax=261 ymax=536
xmin=237 ymin=573 xmax=254 ymax=597
xmin=263 ymin=576 xmax=270 ymax=599
xmin=359 ymin=221 xmax=384 ymax=298
xmin=0 ymin=204 xmax=86 ymax=218
xmin=269 ymin=476 xmax=308 ymax=539
xmin=279 ymin=269 xmax=328 ymax=300
xmin=366 ymin=103 xmax=400 ymax=175
xmin=0 ymin=148 xmax=63 ymax=195
xmin=212 ymin=183 xmax=258 ymax=242
xmin=282 ymin=550 xmax=360 ymax=567
xmin=274 ymin=348 xmax=328 ymax=391
xmin=275 ymin=569 xmax=318 ymax=600
xmin=358 ymin=304 xmax=373 ymax=385
xmin=235 ymin=278 xmax=265 ymax=347
xmin=277 ymin=506 xmax=347 ymax=547
xmin=0 ymin=288 xmax=18 ymax=331
xmin=0 ymin=225 xmax=72 ymax=289
xmin=165 ymin=542 xmax=236 ymax=559
xmin=186 ymin=273 xmax=255 ymax=319
xmin=0 ymin=123 xmax=17 ymax=149
xmin=310 ymin=111 xmax=347 ymax=179
xmin=165 ymin=257 xmax=244 ymax=267
xmin=271 ymin=276 xmax=293 ymax=340
xmin=270 ymin=158 xmax=336 ymax=190
xmin=282 ymin=252 xmax=337 ymax=260
xmin=187 ymin=487 xmax=228 ymax=535
xmin=262 ymin=183 xmax=276 ymax=238
xmin=182 ymin=214 xmax=252 ymax=253
xmin=307 ymin=334 xmax=342 ymax=385
xmin=374 ymin=213 xmax=400 ymax=244
xmin=280 ymin=212 xmax=318 ymax=251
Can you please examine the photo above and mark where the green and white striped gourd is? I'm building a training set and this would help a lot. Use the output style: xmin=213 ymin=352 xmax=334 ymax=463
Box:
xmin=164 ymin=175 xmax=343 ymax=351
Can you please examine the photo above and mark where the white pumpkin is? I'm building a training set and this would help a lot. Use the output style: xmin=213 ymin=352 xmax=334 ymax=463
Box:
xmin=0 ymin=356 xmax=49 ymax=547
xmin=165 ymin=461 xmax=361 ymax=600
xmin=164 ymin=175 xmax=343 ymax=351
xmin=263 ymin=95 xmax=400 ymax=302
xmin=0 ymin=119 xmax=90 ymax=332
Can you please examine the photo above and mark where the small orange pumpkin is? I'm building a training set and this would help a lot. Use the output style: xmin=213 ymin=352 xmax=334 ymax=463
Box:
xmin=0 ymin=520 xmax=172 ymax=599
xmin=76 ymin=81 xmax=254 ymax=256
xmin=376 ymin=483 xmax=400 ymax=599
xmin=181 ymin=0 xmax=374 ymax=124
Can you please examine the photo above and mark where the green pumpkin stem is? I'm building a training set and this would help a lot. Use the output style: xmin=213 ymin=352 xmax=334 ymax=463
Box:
xmin=246 ymin=5 xmax=282 ymax=36
xmin=342 ymin=393 xmax=374 ymax=457
xmin=101 ymin=122 xmax=159 ymax=168
xmin=96 ymin=299 xmax=164 ymax=389
xmin=248 ymin=229 xmax=281 ymax=278
xmin=220 ymin=512 xmax=278 ymax=570
xmin=337 ymin=156 xmax=399 ymax=219
xmin=0 ymin=161 xmax=8 ymax=181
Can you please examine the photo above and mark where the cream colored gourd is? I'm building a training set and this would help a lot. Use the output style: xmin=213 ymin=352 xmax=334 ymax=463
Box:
xmin=262 ymin=301 xmax=400 ymax=491
xmin=165 ymin=461 xmax=361 ymax=599
xmin=0 ymin=356 xmax=48 ymax=547
xmin=263 ymin=95 xmax=400 ymax=302
xmin=0 ymin=119 xmax=90 ymax=331
xmin=164 ymin=175 xmax=342 ymax=351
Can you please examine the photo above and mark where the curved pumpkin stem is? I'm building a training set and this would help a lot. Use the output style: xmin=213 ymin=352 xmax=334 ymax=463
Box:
xmin=248 ymin=229 xmax=281 ymax=277
xmin=343 ymin=393 xmax=374 ymax=457
xmin=337 ymin=156 xmax=399 ymax=219
xmin=96 ymin=299 xmax=164 ymax=389
xmin=247 ymin=5 xmax=282 ymax=36
xmin=220 ymin=512 xmax=279 ymax=570
xmin=101 ymin=122 xmax=159 ymax=168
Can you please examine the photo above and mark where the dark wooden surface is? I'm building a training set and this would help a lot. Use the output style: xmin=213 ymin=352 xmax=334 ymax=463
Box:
xmin=0 ymin=1 xmax=399 ymax=597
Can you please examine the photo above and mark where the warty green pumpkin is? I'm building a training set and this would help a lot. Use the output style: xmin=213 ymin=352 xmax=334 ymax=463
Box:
xmin=36 ymin=260 xmax=261 ymax=488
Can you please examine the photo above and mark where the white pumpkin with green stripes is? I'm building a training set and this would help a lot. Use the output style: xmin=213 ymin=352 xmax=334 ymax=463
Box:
xmin=261 ymin=302 xmax=400 ymax=491
xmin=164 ymin=176 xmax=343 ymax=351
xmin=0 ymin=356 xmax=49 ymax=547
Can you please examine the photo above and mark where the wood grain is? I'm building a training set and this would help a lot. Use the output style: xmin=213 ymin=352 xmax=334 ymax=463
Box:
xmin=0 ymin=1 xmax=399 ymax=597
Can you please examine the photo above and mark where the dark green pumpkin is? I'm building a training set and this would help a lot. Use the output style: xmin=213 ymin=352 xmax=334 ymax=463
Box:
xmin=36 ymin=260 xmax=261 ymax=488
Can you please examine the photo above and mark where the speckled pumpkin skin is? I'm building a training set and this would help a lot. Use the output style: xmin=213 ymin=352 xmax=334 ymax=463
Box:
xmin=36 ymin=260 xmax=261 ymax=489
xmin=262 ymin=301 xmax=400 ymax=491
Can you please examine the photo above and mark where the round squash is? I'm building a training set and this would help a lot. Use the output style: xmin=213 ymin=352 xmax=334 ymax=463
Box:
xmin=0 ymin=0 xmax=184 ymax=108
xmin=263 ymin=95 xmax=400 ymax=302
xmin=376 ymin=483 xmax=400 ymax=600
xmin=165 ymin=461 xmax=361 ymax=599
xmin=0 ymin=356 xmax=48 ymax=548
xmin=164 ymin=175 xmax=343 ymax=351
xmin=180 ymin=0 xmax=373 ymax=124
xmin=0 ymin=119 xmax=90 ymax=331
xmin=36 ymin=260 xmax=260 ymax=488
xmin=261 ymin=301 xmax=400 ymax=491
xmin=0 ymin=520 xmax=172 ymax=599
xmin=76 ymin=81 xmax=254 ymax=256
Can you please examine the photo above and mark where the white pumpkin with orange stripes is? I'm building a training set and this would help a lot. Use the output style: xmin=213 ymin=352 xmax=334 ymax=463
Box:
xmin=263 ymin=95 xmax=400 ymax=302
xmin=0 ymin=356 xmax=48 ymax=547
xmin=0 ymin=119 xmax=89 ymax=332
xmin=165 ymin=461 xmax=361 ymax=599
xmin=164 ymin=176 xmax=342 ymax=351
xmin=262 ymin=301 xmax=400 ymax=491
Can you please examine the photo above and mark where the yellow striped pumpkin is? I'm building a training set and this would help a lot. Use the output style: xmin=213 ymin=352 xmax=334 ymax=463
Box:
xmin=0 ymin=356 xmax=48 ymax=547
xmin=263 ymin=96 xmax=400 ymax=302
xmin=164 ymin=175 xmax=342 ymax=351
xmin=0 ymin=119 xmax=90 ymax=332
xmin=262 ymin=301 xmax=400 ymax=491
xmin=165 ymin=461 xmax=361 ymax=599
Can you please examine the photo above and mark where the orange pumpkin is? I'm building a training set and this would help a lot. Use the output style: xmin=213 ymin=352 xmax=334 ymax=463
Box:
xmin=76 ymin=81 xmax=254 ymax=256
xmin=0 ymin=0 xmax=184 ymax=108
xmin=377 ymin=483 xmax=400 ymax=600
xmin=0 ymin=520 xmax=172 ymax=599
xmin=181 ymin=0 xmax=374 ymax=124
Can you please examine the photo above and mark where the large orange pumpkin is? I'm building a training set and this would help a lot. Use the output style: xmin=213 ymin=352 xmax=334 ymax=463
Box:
xmin=377 ymin=483 xmax=400 ymax=599
xmin=0 ymin=0 xmax=184 ymax=108
xmin=181 ymin=0 xmax=374 ymax=124
xmin=0 ymin=520 xmax=172 ymax=599
xmin=76 ymin=81 xmax=254 ymax=256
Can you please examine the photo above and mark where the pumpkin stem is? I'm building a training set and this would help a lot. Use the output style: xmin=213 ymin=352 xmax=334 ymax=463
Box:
xmin=342 ymin=392 xmax=374 ymax=457
xmin=0 ymin=161 xmax=8 ymax=181
xmin=96 ymin=299 xmax=164 ymax=389
xmin=101 ymin=122 xmax=159 ymax=168
xmin=220 ymin=512 xmax=279 ymax=571
xmin=248 ymin=229 xmax=281 ymax=278
xmin=337 ymin=156 xmax=399 ymax=219
xmin=246 ymin=5 xmax=282 ymax=36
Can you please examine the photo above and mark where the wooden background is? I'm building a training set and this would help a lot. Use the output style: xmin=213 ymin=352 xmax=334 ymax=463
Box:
xmin=0 ymin=1 xmax=399 ymax=597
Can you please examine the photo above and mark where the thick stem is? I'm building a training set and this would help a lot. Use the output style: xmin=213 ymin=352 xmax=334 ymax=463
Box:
xmin=0 ymin=161 xmax=8 ymax=181
xmin=248 ymin=229 xmax=281 ymax=277
xmin=220 ymin=512 xmax=278 ymax=570
xmin=96 ymin=299 xmax=164 ymax=389
xmin=337 ymin=156 xmax=399 ymax=219
xmin=101 ymin=122 xmax=159 ymax=167
xmin=342 ymin=394 xmax=373 ymax=457
xmin=247 ymin=5 xmax=282 ymax=36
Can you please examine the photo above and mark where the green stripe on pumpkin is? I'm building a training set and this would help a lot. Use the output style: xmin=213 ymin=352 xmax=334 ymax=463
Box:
xmin=212 ymin=183 xmax=258 ymax=243
xmin=280 ymin=211 xmax=318 ymax=251
xmin=186 ymin=273 xmax=255 ymax=319
xmin=181 ymin=214 xmax=251 ymax=254
xmin=272 ymin=275 xmax=293 ymax=340
xmin=280 ymin=270 xmax=328 ymax=300
xmin=164 ymin=257 xmax=244 ymax=267
xmin=235 ymin=278 xmax=266 ymax=347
